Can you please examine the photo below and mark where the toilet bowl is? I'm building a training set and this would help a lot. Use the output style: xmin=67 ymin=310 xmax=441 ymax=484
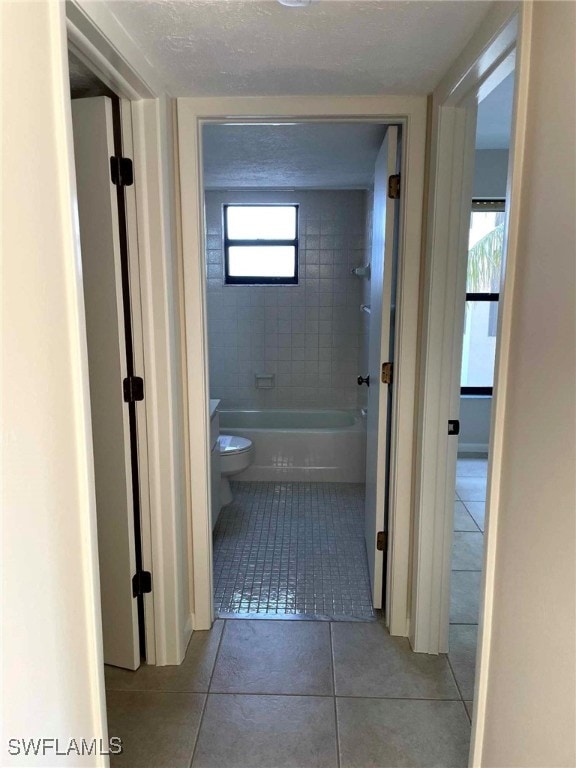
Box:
xmin=219 ymin=435 xmax=254 ymax=506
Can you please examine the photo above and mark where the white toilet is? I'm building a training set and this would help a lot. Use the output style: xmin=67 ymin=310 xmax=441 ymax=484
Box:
xmin=219 ymin=435 xmax=254 ymax=506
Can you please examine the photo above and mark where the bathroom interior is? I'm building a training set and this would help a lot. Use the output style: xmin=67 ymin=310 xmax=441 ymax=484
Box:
xmin=201 ymin=75 xmax=512 ymax=629
xmin=202 ymin=121 xmax=389 ymax=621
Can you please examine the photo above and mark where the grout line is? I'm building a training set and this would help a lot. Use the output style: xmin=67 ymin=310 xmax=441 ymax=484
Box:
xmin=196 ymin=691 xmax=466 ymax=702
xmin=446 ymin=653 xmax=466 ymax=706
xmin=188 ymin=620 xmax=228 ymax=768
xmin=329 ymin=622 xmax=341 ymax=768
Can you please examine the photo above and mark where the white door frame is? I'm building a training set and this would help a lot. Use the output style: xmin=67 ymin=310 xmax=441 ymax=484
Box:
xmin=177 ymin=96 xmax=427 ymax=634
xmin=411 ymin=0 xmax=532 ymax=714
xmin=67 ymin=2 xmax=191 ymax=665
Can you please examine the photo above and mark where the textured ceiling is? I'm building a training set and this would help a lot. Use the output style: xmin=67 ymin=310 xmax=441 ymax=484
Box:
xmin=202 ymin=122 xmax=388 ymax=188
xmin=99 ymin=0 xmax=492 ymax=97
xmin=476 ymin=72 xmax=515 ymax=150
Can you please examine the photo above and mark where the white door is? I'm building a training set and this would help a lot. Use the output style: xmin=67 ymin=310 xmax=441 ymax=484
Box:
xmin=72 ymin=97 xmax=140 ymax=670
xmin=365 ymin=126 xmax=401 ymax=609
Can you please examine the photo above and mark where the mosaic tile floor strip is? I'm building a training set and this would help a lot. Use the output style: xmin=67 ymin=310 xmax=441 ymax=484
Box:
xmin=213 ymin=482 xmax=376 ymax=621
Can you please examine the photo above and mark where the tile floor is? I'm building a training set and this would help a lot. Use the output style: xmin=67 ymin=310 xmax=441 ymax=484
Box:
xmin=106 ymin=619 xmax=472 ymax=768
xmin=212 ymin=482 xmax=375 ymax=621
xmin=449 ymin=456 xmax=488 ymax=711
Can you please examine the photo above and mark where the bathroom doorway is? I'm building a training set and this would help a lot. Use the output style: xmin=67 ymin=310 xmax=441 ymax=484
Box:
xmin=200 ymin=121 xmax=402 ymax=622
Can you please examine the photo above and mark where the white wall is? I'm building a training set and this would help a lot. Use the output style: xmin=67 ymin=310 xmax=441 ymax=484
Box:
xmin=2 ymin=2 xmax=107 ymax=764
xmin=205 ymin=189 xmax=367 ymax=410
xmin=458 ymin=397 xmax=492 ymax=455
xmin=472 ymin=149 xmax=508 ymax=199
xmin=478 ymin=2 xmax=576 ymax=765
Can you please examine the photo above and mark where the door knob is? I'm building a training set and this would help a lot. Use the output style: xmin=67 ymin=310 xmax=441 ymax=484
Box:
xmin=357 ymin=375 xmax=370 ymax=387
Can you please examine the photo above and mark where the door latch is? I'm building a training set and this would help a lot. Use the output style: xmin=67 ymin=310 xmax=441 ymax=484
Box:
xmin=448 ymin=420 xmax=460 ymax=436
xmin=377 ymin=531 xmax=387 ymax=551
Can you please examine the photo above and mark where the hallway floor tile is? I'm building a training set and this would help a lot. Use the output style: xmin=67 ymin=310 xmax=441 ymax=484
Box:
xmin=192 ymin=694 xmax=338 ymax=768
xmin=332 ymin=621 xmax=459 ymax=699
xmin=337 ymin=698 xmax=471 ymax=768
xmin=210 ymin=619 xmax=333 ymax=695
xmin=106 ymin=691 xmax=205 ymax=768
xmin=449 ymin=456 xmax=488 ymax=712
xmin=106 ymin=618 xmax=471 ymax=768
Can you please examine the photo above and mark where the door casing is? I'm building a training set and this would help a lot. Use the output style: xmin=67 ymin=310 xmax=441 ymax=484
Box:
xmin=177 ymin=96 xmax=427 ymax=636
xmin=411 ymin=0 xmax=533 ymax=761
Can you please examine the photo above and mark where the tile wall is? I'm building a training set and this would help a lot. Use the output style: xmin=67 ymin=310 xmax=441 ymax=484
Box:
xmin=205 ymin=190 xmax=369 ymax=409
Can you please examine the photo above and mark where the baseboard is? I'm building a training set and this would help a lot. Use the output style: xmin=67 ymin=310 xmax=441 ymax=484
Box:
xmin=181 ymin=613 xmax=193 ymax=656
xmin=458 ymin=442 xmax=489 ymax=456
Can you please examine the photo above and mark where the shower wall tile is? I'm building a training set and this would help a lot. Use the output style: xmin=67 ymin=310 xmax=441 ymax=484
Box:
xmin=205 ymin=190 xmax=368 ymax=409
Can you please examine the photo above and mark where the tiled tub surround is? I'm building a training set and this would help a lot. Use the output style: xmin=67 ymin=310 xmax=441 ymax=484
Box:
xmin=213 ymin=481 xmax=375 ymax=620
xmin=205 ymin=189 xmax=368 ymax=410
xmin=105 ymin=619 xmax=471 ymax=768
xmin=218 ymin=408 xmax=366 ymax=482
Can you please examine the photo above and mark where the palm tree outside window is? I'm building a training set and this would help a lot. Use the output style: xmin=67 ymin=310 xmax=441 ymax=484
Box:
xmin=461 ymin=199 xmax=505 ymax=395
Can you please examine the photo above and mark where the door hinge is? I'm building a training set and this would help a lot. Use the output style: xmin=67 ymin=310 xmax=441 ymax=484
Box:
xmin=132 ymin=570 xmax=152 ymax=598
xmin=448 ymin=419 xmax=460 ymax=436
xmin=110 ymin=156 xmax=134 ymax=187
xmin=381 ymin=362 xmax=393 ymax=385
xmin=377 ymin=531 xmax=387 ymax=551
xmin=388 ymin=173 xmax=401 ymax=199
xmin=123 ymin=376 xmax=144 ymax=403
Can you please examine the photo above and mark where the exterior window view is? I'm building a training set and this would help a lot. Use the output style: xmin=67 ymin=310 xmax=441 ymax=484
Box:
xmin=4 ymin=3 xmax=574 ymax=768
xmin=224 ymin=204 xmax=299 ymax=284
xmin=461 ymin=202 xmax=505 ymax=394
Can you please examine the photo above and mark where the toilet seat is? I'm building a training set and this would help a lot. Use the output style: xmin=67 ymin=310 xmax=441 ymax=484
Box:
xmin=219 ymin=435 xmax=252 ymax=455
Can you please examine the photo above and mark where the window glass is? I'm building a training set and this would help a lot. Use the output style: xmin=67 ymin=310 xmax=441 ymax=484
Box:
xmin=224 ymin=205 xmax=298 ymax=285
xmin=461 ymin=202 xmax=505 ymax=393
xmin=227 ymin=246 xmax=296 ymax=278
xmin=466 ymin=209 xmax=505 ymax=293
xmin=461 ymin=300 xmax=497 ymax=388
xmin=226 ymin=206 xmax=297 ymax=240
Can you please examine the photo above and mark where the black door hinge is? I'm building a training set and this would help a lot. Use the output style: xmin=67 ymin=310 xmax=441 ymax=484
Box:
xmin=377 ymin=531 xmax=387 ymax=551
xmin=448 ymin=419 xmax=460 ymax=436
xmin=132 ymin=570 xmax=152 ymax=598
xmin=123 ymin=376 xmax=144 ymax=403
xmin=388 ymin=174 xmax=401 ymax=199
xmin=110 ymin=156 xmax=134 ymax=187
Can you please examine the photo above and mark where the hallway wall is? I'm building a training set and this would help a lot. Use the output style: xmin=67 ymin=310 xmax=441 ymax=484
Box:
xmin=205 ymin=189 xmax=367 ymax=410
xmin=2 ymin=2 xmax=107 ymax=762
xmin=479 ymin=2 xmax=576 ymax=764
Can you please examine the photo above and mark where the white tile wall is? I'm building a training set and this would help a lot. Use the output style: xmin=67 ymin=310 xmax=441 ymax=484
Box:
xmin=205 ymin=190 xmax=368 ymax=409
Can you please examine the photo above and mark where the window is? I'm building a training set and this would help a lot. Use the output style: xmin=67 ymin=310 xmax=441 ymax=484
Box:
xmin=224 ymin=205 xmax=299 ymax=285
xmin=461 ymin=200 xmax=505 ymax=395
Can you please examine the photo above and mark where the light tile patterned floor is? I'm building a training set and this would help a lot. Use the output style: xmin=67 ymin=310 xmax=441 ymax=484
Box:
xmin=212 ymin=481 xmax=376 ymax=621
xmin=449 ymin=456 xmax=488 ymax=710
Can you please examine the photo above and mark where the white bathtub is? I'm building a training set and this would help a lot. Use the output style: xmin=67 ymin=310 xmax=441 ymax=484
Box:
xmin=218 ymin=409 xmax=366 ymax=482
